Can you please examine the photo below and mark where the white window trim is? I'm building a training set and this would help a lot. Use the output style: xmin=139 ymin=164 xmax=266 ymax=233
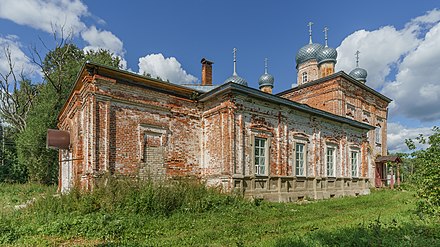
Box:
xmin=375 ymin=125 xmax=382 ymax=144
xmin=294 ymin=141 xmax=307 ymax=177
xmin=326 ymin=145 xmax=337 ymax=177
xmin=253 ymin=136 xmax=269 ymax=176
xmin=350 ymin=149 xmax=360 ymax=178
xmin=302 ymin=72 xmax=308 ymax=83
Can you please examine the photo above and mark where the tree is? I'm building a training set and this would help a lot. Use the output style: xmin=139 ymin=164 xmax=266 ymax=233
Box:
xmin=406 ymin=126 xmax=440 ymax=217
xmin=16 ymin=42 xmax=120 ymax=184
xmin=0 ymin=46 xmax=39 ymax=133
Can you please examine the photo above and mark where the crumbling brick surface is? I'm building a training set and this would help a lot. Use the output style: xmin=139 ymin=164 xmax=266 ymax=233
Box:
xmin=58 ymin=66 xmax=385 ymax=201
xmin=280 ymin=75 xmax=390 ymax=180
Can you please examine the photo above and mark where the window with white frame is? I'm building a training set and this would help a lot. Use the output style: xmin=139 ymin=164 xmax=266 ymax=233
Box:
xmin=326 ymin=146 xmax=336 ymax=177
xmin=302 ymin=72 xmax=308 ymax=83
xmin=254 ymin=137 xmax=267 ymax=175
xmin=375 ymin=126 xmax=382 ymax=144
xmin=294 ymin=142 xmax=306 ymax=176
xmin=350 ymin=150 xmax=359 ymax=177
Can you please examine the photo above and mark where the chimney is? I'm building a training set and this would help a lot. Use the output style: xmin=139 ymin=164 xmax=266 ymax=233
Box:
xmin=201 ymin=58 xmax=214 ymax=86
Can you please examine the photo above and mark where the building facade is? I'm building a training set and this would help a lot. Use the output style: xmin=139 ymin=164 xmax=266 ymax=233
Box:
xmin=58 ymin=28 xmax=391 ymax=200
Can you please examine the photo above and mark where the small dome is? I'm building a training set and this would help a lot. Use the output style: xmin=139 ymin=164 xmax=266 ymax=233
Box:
xmin=258 ymin=73 xmax=274 ymax=88
xmin=349 ymin=67 xmax=367 ymax=82
xmin=296 ymin=43 xmax=324 ymax=65
xmin=224 ymin=74 xmax=248 ymax=86
xmin=317 ymin=46 xmax=337 ymax=64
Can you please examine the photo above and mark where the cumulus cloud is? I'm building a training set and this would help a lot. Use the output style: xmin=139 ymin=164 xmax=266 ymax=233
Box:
xmin=0 ymin=0 xmax=125 ymax=63
xmin=336 ymin=26 xmax=419 ymax=89
xmin=387 ymin=122 xmax=432 ymax=153
xmin=0 ymin=36 xmax=39 ymax=77
xmin=383 ymin=22 xmax=440 ymax=122
xmin=138 ymin=53 xmax=198 ymax=84
xmin=82 ymin=26 xmax=124 ymax=56
xmin=0 ymin=0 xmax=88 ymax=34
xmin=337 ymin=9 xmax=440 ymax=123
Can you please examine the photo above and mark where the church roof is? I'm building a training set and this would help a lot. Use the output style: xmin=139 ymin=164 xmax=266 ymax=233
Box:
xmin=296 ymin=43 xmax=324 ymax=65
xmin=62 ymin=62 xmax=377 ymax=131
xmin=375 ymin=155 xmax=402 ymax=163
xmin=277 ymin=71 xmax=392 ymax=103
xmin=349 ymin=67 xmax=367 ymax=82
xmin=199 ymin=81 xmax=374 ymax=130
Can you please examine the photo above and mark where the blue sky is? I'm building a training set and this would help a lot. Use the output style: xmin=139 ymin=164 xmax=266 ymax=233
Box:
xmin=0 ymin=0 xmax=439 ymax=152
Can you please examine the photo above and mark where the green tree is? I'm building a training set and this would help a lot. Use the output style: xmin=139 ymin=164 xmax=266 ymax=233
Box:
xmin=0 ymin=46 xmax=39 ymax=134
xmin=0 ymin=126 xmax=27 ymax=183
xmin=406 ymin=126 xmax=440 ymax=217
xmin=16 ymin=43 xmax=120 ymax=184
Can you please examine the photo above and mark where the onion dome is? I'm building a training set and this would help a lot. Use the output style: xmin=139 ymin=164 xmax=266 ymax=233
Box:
xmin=296 ymin=43 xmax=324 ymax=65
xmin=224 ymin=74 xmax=248 ymax=86
xmin=317 ymin=27 xmax=337 ymax=64
xmin=349 ymin=67 xmax=367 ymax=82
xmin=349 ymin=50 xmax=367 ymax=82
xmin=316 ymin=46 xmax=337 ymax=64
xmin=258 ymin=58 xmax=274 ymax=88
xmin=224 ymin=48 xmax=248 ymax=86
xmin=296 ymin=22 xmax=323 ymax=66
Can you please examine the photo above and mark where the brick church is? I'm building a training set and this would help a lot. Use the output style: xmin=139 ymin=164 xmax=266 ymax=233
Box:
xmin=58 ymin=26 xmax=391 ymax=201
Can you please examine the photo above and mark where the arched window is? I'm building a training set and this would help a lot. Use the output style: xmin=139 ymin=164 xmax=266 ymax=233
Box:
xmin=302 ymin=72 xmax=308 ymax=82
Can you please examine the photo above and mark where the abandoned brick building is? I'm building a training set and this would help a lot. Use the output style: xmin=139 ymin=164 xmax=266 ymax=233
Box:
xmin=58 ymin=27 xmax=391 ymax=201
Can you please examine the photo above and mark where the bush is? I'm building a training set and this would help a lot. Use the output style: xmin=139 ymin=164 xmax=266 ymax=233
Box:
xmin=29 ymin=178 xmax=246 ymax=217
xmin=406 ymin=126 xmax=440 ymax=217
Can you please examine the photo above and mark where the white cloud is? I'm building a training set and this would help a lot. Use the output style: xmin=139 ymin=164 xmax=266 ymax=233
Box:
xmin=387 ymin=122 xmax=432 ymax=153
xmin=0 ymin=0 xmax=126 ymax=65
xmin=82 ymin=26 xmax=124 ymax=56
xmin=336 ymin=26 xmax=419 ymax=89
xmin=337 ymin=9 xmax=440 ymax=123
xmin=382 ymin=19 xmax=440 ymax=122
xmin=0 ymin=36 xmax=39 ymax=77
xmin=0 ymin=0 xmax=88 ymax=35
xmin=408 ymin=8 xmax=440 ymax=27
xmin=138 ymin=53 xmax=198 ymax=84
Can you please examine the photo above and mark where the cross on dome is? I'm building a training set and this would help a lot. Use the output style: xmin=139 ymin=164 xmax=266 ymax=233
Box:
xmin=308 ymin=21 xmax=314 ymax=44
xmin=323 ymin=26 xmax=329 ymax=47
xmin=355 ymin=50 xmax=360 ymax=67
xmin=233 ymin=48 xmax=237 ymax=76
xmin=264 ymin=58 xmax=268 ymax=74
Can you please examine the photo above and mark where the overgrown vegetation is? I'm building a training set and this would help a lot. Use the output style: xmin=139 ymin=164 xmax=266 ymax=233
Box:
xmin=406 ymin=126 xmax=440 ymax=217
xmin=0 ymin=180 xmax=438 ymax=246
xmin=0 ymin=35 xmax=121 ymax=184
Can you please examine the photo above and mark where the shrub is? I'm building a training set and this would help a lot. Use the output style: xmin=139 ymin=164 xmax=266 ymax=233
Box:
xmin=406 ymin=126 xmax=440 ymax=217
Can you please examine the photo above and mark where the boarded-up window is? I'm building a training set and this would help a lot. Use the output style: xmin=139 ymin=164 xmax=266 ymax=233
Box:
xmin=139 ymin=125 xmax=168 ymax=180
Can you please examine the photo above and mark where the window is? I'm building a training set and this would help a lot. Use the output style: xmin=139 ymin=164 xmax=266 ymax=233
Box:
xmin=363 ymin=111 xmax=371 ymax=123
xmin=376 ymin=126 xmax=382 ymax=144
xmin=302 ymin=72 xmax=308 ymax=83
xmin=326 ymin=147 xmax=336 ymax=177
xmin=351 ymin=151 xmax=359 ymax=177
xmin=295 ymin=143 xmax=306 ymax=176
xmin=346 ymin=103 xmax=356 ymax=119
xmin=254 ymin=137 xmax=267 ymax=175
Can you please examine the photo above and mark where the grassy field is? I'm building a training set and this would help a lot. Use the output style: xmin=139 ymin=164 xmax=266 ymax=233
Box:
xmin=0 ymin=181 xmax=439 ymax=246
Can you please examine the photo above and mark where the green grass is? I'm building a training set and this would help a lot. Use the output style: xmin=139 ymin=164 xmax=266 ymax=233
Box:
xmin=0 ymin=183 xmax=56 ymax=213
xmin=0 ymin=180 xmax=438 ymax=246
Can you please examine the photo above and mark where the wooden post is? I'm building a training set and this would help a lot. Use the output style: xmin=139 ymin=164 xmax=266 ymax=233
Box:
xmin=390 ymin=163 xmax=394 ymax=190
xmin=397 ymin=162 xmax=401 ymax=188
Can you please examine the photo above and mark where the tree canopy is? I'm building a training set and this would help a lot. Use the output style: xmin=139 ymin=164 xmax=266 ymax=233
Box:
xmin=0 ymin=42 xmax=120 ymax=184
xmin=406 ymin=126 xmax=440 ymax=217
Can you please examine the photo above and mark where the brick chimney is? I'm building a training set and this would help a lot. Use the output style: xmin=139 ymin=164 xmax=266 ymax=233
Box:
xmin=201 ymin=58 xmax=213 ymax=86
